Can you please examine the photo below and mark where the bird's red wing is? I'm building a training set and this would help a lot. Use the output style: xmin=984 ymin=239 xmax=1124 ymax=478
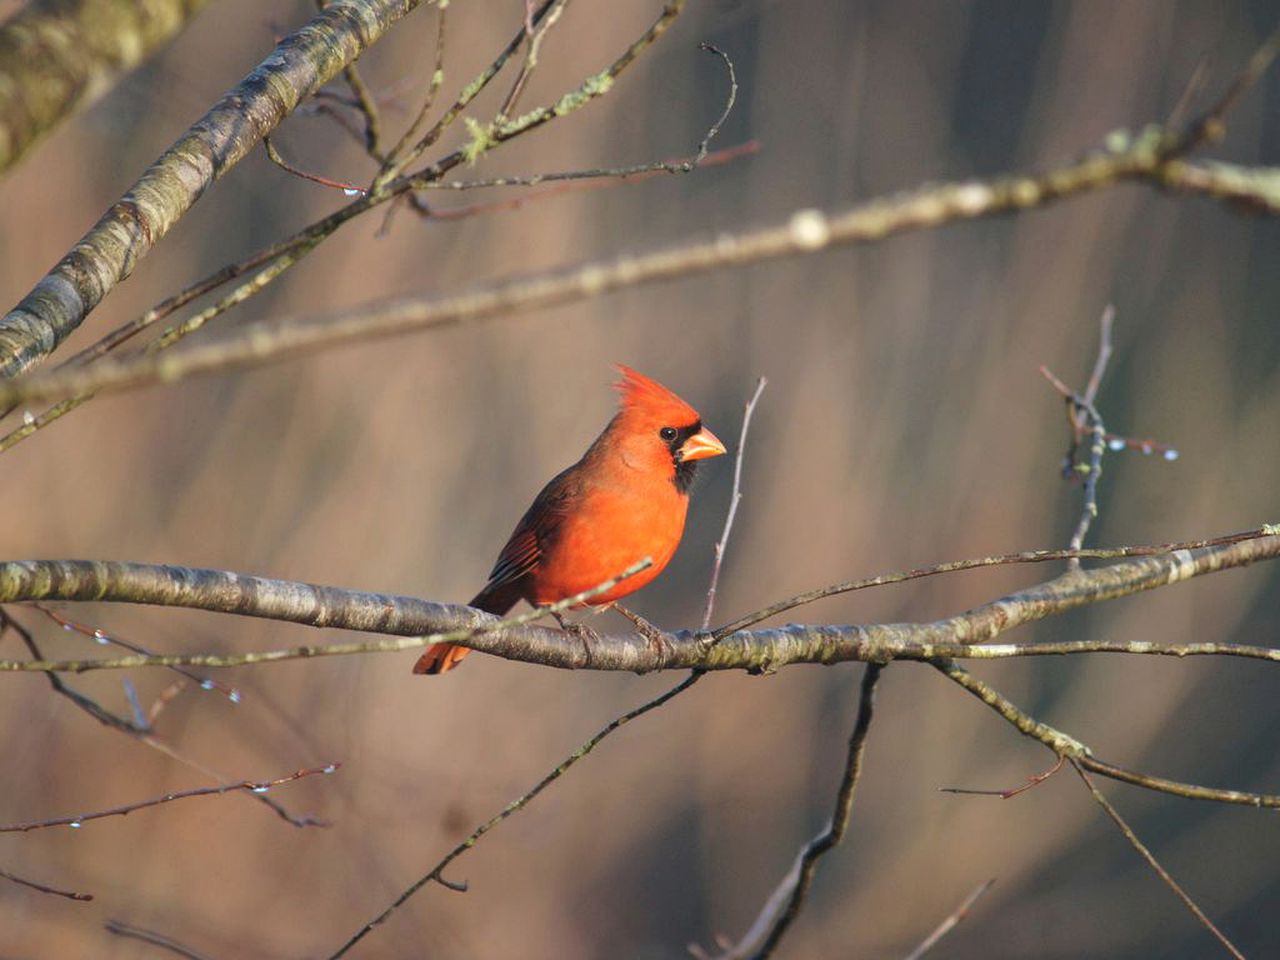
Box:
xmin=480 ymin=466 xmax=580 ymax=594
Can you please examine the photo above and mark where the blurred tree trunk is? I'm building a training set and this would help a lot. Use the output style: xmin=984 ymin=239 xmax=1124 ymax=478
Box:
xmin=0 ymin=0 xmax=212 ymax=177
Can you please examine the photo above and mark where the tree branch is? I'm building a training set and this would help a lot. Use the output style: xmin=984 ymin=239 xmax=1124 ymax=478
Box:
xmin=0 ymin=532 xmax=1276 ymax=674
xmin=1071 ymin=760 xmax=1246 ymax=959
xmin=104 ymin=919 xmax=212 ymax=960
xmin=935 ymin=660 xmax=1280 ymax=808
xmin=6 ymin=123 xmax=1280 ymax=407
xmin=0 ymin=865 xmax=93 ymax=902
xmin=692 ymin=664 xmax=882 ymax=960
xmin=0 ymin=765 xmax=339 ymax=833
xmin=327 ymin=671 xmax=700 ymax=959
xmin=0 ymin=0 xmax=424 ymax=377
xmin=900 ymin=878 xmax=996 ymax=960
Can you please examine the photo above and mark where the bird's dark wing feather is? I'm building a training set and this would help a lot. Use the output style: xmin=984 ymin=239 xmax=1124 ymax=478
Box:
xmin=475 ymin=463 xmax=582 ymax=601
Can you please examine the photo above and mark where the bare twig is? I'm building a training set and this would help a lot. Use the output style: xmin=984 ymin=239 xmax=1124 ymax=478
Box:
xmin=0 ymin=865 xmax=93 ymax=901
xmin=3 ymin=607 xmax=146 ymax=733
xmin=935 ymin=660 xmax=1280 ymax=808
xmin=693 ymin=664 xmax=882 ymax=960
xmin=380 ymin=0 xmax=450 ymax=165
xmin=1164 ymin=56 xmax=1213 ymax=134
xmin=1082 ymin=304 xmax=1115 ymax=406
xmin=0 ymin=1 xmax=705 ymax=452
xmin=104 ymin=920 xmax=213 ymax=960
xmin=418 ymin=140 xmax=760 ymax=194
xmin=1071 ymin=760 xmax=1246 ymax=960
xmin=10 ymin=117 xmax=1280 ymax=415
xmin=1168 ymin=27 xmax=1280 ymax=156
xmin=419 ymin=140 xmax=759 ymax=221
xmin=691 ymin=43 xmax=738 ymax=166
xmin=2 ymin=608 xmax=322 ymax=827
xmin=712 ymin=526 xmax=1274 ymax=638
xmin=31 ymin=603 xmax=239 ymax=702
xmin=327 ymin=671 xmax=701 ymax=959
xmin=939 ymin=754 xmax=1066 ymax=799
xmin=900 ymin=878 xmax=996 ymax=960
xmin=0 ymin=0 xmax=426 ymax=378
xmin=0 ymin=764 xmax=339 ymax=833
xmin=338 ymin=62 xmax=384 ymax=158
xmin=1041 ymin=307 xmax=1114 ymax=570
xmin=702 ymin=376 xmax=767 ymax=629
xmin=263 ymin=135 xmax=366 ymax=195
xmin=496 ymin=0 xmax=571 ymax=118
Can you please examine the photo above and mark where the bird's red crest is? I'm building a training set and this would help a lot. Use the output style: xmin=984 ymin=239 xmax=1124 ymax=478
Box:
xmin=613 ymin=364 xmax=701 ymax=424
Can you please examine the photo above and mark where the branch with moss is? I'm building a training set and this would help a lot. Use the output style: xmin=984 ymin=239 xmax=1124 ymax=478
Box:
xmin=0 ymin=0 xmax=706 ymax=452
xmin=0 ymin=0 xmax=425 ymax=378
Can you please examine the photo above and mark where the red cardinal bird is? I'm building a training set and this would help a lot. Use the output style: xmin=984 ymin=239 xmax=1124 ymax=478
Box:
xmin=414 ymin=365 xmax=726 ymax=674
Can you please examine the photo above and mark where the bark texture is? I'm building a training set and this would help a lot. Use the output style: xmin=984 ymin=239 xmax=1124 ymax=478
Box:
xmin=0 ymin=0 xmax=422 ymax=378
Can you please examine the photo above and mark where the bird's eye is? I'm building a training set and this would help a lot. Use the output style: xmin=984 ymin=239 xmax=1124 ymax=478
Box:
xmin=659 ymin=426 xmax=678 ymax=442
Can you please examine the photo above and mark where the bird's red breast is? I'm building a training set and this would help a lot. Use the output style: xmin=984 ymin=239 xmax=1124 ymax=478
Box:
xmin=414 ymin=365 xmax=725 ymax=675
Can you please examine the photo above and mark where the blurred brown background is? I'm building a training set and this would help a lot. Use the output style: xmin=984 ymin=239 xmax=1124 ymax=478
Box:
xmin=3 ymin=1 xmax=1279 ymax=957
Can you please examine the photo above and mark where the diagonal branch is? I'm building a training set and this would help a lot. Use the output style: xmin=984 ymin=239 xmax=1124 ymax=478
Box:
xmin=0 ymin=0 xmax=706 ymax=452
xmin=692 ymin=663 xmax=883 ymax=960
xmin=901 ymin=878 xmax=996 ymax=960
xmin=327 ymin=671 xmax=700 ymax=959
xmin=0 ymin=0 xmax=425 ymax=378
xmin=702 ymin=376 xmax=767 ymax=629
xmin=935 ymin=660 xmax=1280 ymax=808
xmin=1071 ymin=760 xmax=1246 ymax=959
xmin=0 ymin=865 xmax=93 ymax=902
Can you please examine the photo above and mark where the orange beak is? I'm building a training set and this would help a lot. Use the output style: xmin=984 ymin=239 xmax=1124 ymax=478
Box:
xmin=678 ymin=426 xmax=727 ymax=462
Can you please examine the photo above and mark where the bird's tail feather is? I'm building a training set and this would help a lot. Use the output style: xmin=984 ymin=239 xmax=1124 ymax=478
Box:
xmin=412 ymin=582 xmax=519 ymax=675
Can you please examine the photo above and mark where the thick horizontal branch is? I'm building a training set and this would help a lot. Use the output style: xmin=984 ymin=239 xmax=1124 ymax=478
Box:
xmin=0 ymin=0 xmax=422 ymax=377
xmin=0 ymin=0 xmax=211 ymax=178
xmin=0 ymin=534 xmax=1276 ymax=674
xmin=2 ymin=123 xmax=1278 ymax=407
